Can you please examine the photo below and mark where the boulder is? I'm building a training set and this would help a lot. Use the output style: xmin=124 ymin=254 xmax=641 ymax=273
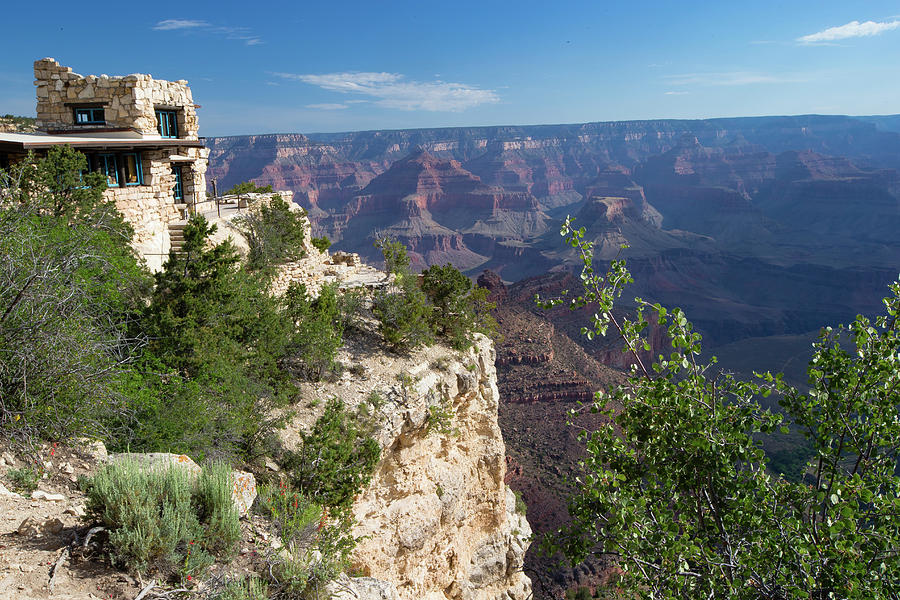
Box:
xmin=325 ymin=573 xmax=399 ymax=600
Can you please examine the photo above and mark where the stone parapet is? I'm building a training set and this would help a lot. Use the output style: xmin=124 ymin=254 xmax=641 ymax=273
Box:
xmin=34 ymin=58 xmax=199 ymax=139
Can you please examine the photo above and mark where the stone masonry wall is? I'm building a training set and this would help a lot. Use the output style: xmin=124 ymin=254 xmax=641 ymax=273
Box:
xmin=34 ymin=58 xmax=199 ymax=138
xmin=105 ymin=145 xmax=209 ymax=272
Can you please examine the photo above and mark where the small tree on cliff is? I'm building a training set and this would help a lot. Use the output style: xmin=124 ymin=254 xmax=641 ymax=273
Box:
xmin=544 ymin=217 xmax=900 ymax=600
xmin=372 ymin=236 xmax=434 ymax=351
xmin=421 ymin=263 xmax=497 ymax=350
xmin=232 ymin=193 xmax=306 ymax=276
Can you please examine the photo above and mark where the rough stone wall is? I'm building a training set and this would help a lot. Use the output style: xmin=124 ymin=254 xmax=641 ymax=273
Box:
xmin=34 ymin=58 xmax=199 ymax=138
xmin=103 ymin=146 xmax=209 ymax=272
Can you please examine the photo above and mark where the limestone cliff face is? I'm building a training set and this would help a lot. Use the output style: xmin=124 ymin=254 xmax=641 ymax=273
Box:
xmin=349 ymin=337 xmax=531 ymax=600
xmin=275 ymin=240 xmax=531 ymax=600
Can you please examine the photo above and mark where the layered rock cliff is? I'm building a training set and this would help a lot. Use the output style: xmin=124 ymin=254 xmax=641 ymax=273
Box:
xmin=283 ymin=333 xmax=531 ymax=600
xmin=273 ymin=235 xmax=531 ymax=600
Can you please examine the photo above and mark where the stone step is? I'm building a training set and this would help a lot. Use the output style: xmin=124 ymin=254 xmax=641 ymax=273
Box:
xmin=169 ymin=221 xmax=189 ymax=254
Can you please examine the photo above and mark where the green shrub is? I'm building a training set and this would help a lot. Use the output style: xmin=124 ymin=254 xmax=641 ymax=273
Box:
xmin=0 ymin=147 xmax=149 ymax=445
xmin=195 ymin=464 xmax=241 ymax=555
xmin=284 ymin=398 xmax=380 ymax=509
xmin=422 ymin=263 xmax=498 ymax=350
xmin=371 ymin=239 xmax=497 ymax=352
xmin=375 ymin=236 xmax=410 ymax=277
xmin=257 ymin=478 xmax=355 ymax=598
xmin=513 ymin=489 xmax=527 ymax=516
xmin=233 ymin=194 xmax=307 ymax=274
xmin=211 ymin=576 xmax=269 ymax=600
xmin=426 ymin=398 xmax=456 ymax=436
xmin=131 ymin=215 xmax=295 ymax=461
xmin=336 ymin=287 xmax=367 ymax=332
xmin=372 ymin=237 xmax=433 ymax=350
xmin=373 ymin=284 xmax=434 ymax=351
xmin=224 ymin=181 xmax=273 ymax=196
xmin=285 ymin=282 xmax=344 ymax=380
xmin=6 ymin=467 xmax=39 ymax=495
xmin=83 ymin=460 xmax=241 ymax=579
xmin=311 ymin=235 xmax=332 ymax=253
xmin=257 ymin=480 xmax=323 ymax=550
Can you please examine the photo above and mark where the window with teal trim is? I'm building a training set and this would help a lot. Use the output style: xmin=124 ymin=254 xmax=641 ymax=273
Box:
xmin=172 ymin=165 xmax=184 ymax=201
xmin=74 ymin=106 xmax=105 ymax=125
xmin=123 ymin=153 xmax=143 ymax=186
xmin=98 ymin=154 xmax=119 ymax=187
xmin=156 ymin=109 xmax=178 ymax=138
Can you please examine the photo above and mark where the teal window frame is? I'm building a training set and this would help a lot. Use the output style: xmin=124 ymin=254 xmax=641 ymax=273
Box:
xmin=98 ymin=154 xmax=119 ymax=187
xmin=172 ymin=165 xmax=184 ymax=201
xmin=122 ymin=152 xmax=143 ymax=186
xmin=74 ymin=106 xmax=105 ymax=125
xmin=156 ymin=109 xmax=178 ymax=138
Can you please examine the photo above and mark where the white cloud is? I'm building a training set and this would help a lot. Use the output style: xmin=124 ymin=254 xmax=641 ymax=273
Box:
xmin=153 ymin=20 xmax=262 ymax=45
xmin=306 ymin=103 xmax=349 ymax=110
xmin=797 ymin=20 xmax=900 ymax=44
xmin=664 ymin=91 xmax=689 ymax=95
xmin=664 ymin=71 xmax=805 ymax=86
xmin=273 ymin=71 xmax=500 ymax=111
xmin=153 ymin=19 xmax=209 ymax=31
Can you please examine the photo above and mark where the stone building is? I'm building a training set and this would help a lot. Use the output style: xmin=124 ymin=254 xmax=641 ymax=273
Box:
xmin=0 ymin=58 xmax=210 ymax=271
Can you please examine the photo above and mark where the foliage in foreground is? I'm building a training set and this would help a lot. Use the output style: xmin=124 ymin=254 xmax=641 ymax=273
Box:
xmin=129 ymin=215 xmax=295 ymax=461
xmin=0 ymin=147 xmax=149 ymax=444
xmin=544 ymin=217 xmax=900 ymax=599
xmin=255 ymin=480 xmax=354 ymax=598
xmin=255 ymin=399 xmax=380 ymax=597
xmin=84 ymin=460 xmax=240 ymax=580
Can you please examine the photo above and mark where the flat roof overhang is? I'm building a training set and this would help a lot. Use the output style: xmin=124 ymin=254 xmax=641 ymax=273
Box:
xmin=0 ymin=132 xmax=205 ymax=152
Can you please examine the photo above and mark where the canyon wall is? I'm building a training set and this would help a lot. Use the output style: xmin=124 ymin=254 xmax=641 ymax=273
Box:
xmin=277 ymin=243 xmax=531 ymax=600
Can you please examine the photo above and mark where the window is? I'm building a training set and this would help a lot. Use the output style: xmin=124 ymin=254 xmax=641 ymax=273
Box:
xmin=74 ymin=107 xmax=105 ymax=125
xmin=156 ymin=109 xmax=178 ymax=138
xmin=98 ymin=154 xmax=119 ymax=187
xmin=172 ymin=165 xmax=184 ymax=201
xmin=122 ymin=153 xmax=143 ymax=186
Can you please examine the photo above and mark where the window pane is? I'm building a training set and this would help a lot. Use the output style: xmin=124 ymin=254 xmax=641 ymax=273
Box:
xmin=156 ymin=110 xmax=178 ymax=137
xmin=172 ymin=165 xmax=183 ymax=200
xmin=101 ymin=155 xmax=118 ymax=186
xmin=124 ymin=154 xmax=139 ymax=184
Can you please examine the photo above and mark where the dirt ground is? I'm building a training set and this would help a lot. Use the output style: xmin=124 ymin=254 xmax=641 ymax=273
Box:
xmin=0 ymin=442 xmax=273 ymax=600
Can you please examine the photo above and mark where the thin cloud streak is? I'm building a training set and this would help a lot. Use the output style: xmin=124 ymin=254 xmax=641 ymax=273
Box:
xmin=665 ymin=71 xmax=807 ymax=86
xmin=306 ymin=103 xmax=349 ymax=110
xmin=153 ymin=19 xmax=209 ymax=30
xmin=152 ymin=20 xmax=262 ymax=45
xmin=273 ymin=71 xmax=500 ymax=112
xmin=797 ymin=20 xmax=900 ymax=44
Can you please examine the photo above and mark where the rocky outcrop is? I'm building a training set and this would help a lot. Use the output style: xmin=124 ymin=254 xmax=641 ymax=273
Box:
xmin=268 ymin=239 xmax=532 ymax=600
xmin=354 ymin=337 xmax=530 ymax=600
xmin=284 ymin=335 xmax=531 ymax=600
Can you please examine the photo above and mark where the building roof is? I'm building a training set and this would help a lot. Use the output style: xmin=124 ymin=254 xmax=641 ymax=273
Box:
xmin=0 ymin=131 xmax=204 ymax=150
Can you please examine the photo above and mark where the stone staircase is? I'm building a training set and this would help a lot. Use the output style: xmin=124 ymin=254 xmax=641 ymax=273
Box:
xmin=168 ymin=221 xmax=188 ymax=254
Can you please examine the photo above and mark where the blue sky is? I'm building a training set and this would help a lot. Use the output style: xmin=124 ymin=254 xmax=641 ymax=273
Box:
xmin=2 ymin=1 xmax=899 ymax=136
